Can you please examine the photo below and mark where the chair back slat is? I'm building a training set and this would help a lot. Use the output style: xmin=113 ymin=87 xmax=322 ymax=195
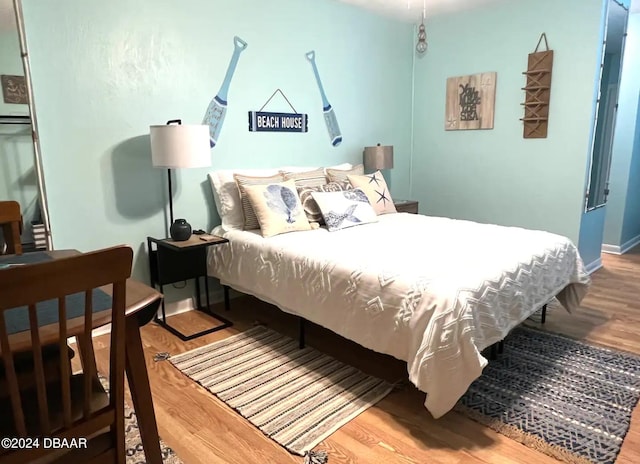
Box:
xmin=58 ymin=297 xmax=72 ymax=428
xmin=0 ymin=246 xmax=133 ymax=463
xmin=28 ymin=303 xmax=50 ymax=435
xmin=110 ymin=280 xmax=127 ymax=461
xmin=82 ymin=289 xmax=94 ymax=419
xmin=0 ymin=316 xmax=26 ymax=436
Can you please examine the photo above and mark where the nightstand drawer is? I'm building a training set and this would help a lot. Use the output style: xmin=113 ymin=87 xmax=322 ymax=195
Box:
xmin=149 ymin=247 xmax=207 ymax=285
xmin=394 ymin=200 xmax=419 ymax=214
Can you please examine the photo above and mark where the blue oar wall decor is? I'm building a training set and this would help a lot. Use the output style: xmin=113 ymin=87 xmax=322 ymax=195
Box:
xmin=202 ymin=36 xmax=248 ymax=148
xmin=306 ymin=50 xmax=342 ymax=147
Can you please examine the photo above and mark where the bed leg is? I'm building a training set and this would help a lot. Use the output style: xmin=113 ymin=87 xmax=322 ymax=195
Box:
xmin=541 ymin=303 xmax=547 ymax=324
xmin=299 ymin=318 xmax=306 ymax=349
xmin=489 ymin=343 xmax=498 ymax=360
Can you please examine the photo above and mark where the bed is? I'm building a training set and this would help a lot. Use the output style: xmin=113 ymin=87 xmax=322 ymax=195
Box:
xmin=206 ymin=207 xmax=590 ymax=418
xmin=205 ymin=166 xmax=590 ymax=417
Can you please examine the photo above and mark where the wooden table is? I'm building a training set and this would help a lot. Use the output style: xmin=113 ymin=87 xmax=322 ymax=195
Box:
xmin=2 ymin=250 xmax=164 ymax=464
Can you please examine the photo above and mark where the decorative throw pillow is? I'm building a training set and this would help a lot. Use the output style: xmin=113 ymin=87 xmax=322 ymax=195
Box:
xmin=234 ymin=173 xmax=286 ymax=230
xmin=326 ymin=164 xmax=364 ymax=184
xmin=311 ymin=188 xmax=378 ymax=232
xmin=282 ymin=168 xmax=328 ymax=188
xmin=297 ymin=181 xmax=352 ymax=224
xmin=347 ymin=171 xmax=397 ymax=215
xmin=208 ymin=168 xmax=283 ymax=231
xmin=243 ymin=180 xmax=312 ymax=237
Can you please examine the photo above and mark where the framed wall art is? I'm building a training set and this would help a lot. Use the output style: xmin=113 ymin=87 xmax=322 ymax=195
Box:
xmin=1 ymin=75 xmax=28 ymax=104
xmin=445 ymin=72 xmax=496 ymax=131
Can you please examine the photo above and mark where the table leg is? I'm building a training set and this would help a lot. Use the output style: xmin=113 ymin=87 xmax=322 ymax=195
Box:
xmin=125 ymin=317 xmax=163 ymax=464
xmin=224 ymin=285 xmax=230 ymax=311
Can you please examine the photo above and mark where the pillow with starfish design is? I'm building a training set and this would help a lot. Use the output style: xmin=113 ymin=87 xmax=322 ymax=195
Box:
xmin=347 ymin=171 xmax=397 ymax=215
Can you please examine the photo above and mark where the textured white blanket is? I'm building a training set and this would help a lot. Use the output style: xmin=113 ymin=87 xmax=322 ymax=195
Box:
xmin=208 ymin=213 xmax=590 ymax=418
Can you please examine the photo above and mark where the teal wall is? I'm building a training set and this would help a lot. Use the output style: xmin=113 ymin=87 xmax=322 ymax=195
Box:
xmin=603 ymin=12 xmax=640 ymax=248
xmin=622 ymin=91 xmax=640 ymax=244
xmin=411 ymin=0 xmax=604 ymax=245
xmin=0 ymin=29 xmax=37 ymax=242
xmin=21 ymin=0 xmax=414 ymax=283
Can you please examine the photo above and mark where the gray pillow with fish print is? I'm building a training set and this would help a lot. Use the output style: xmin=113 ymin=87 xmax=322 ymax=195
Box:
xmin=311 ymin=188 xmax=378 ymax=232
xmin=297 ymin=181 xmax=352 ymax=225
xmin=243 ymin=180 xmax=313 ymax=237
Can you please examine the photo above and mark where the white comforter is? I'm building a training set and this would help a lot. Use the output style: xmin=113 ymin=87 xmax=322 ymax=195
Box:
xmin=208 ymin=213 xmax=590 ymax=418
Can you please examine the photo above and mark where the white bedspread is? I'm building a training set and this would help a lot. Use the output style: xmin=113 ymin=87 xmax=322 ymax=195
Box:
xmin=207 ymin=213 xmax=590 ymax=418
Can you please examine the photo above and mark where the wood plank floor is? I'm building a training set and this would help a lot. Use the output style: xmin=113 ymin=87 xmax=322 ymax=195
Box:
xmin=93 ymin=248 xmax=640 ymax=464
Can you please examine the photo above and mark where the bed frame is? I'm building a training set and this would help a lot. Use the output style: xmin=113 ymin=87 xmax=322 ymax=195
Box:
xmin=220 ymin=282 xmax=549 ymax=359
xmin=295 ymin=303 xmax=548 ymax=357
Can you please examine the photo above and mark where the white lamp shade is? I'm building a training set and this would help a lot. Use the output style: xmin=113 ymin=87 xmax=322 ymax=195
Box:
xmin=363 ymin=144 xmax=394 ymax=171
xmin=150 ymin=124 xmax=211 ymax=169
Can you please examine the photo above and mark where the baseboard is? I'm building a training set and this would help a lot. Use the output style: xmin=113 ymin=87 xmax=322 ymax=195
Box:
xmin=602 ymin=233 xmax=640 ymax=255
xmin=601 ymin=244 xmax=621 ymax=254
xmin=91 ymin=288 xmax=231 ymax=338
xmin=584 ymin=257 xmax=603 ymax=275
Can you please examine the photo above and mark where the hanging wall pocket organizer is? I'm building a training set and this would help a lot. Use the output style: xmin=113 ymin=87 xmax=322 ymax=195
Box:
xmin=521 ymin=33 xmax=553 ymax=138
xmin=248 ymin=89 xmax=308 ymax=133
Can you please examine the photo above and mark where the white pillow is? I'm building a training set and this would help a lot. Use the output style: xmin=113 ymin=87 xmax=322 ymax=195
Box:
xmin=208 ymin=164 xmax=353 ymax=231
xmin=312 ymin=188 xmax=378 ymax=231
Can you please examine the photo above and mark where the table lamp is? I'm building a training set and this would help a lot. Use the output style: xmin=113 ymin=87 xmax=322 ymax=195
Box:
xmin=150 ymin=120 xmax=211 ymax=241
xmin=364 ymin=143 xmax=394 ymax=175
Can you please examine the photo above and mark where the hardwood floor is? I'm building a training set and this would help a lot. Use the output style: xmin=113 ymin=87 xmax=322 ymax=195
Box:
xmin=92 ymin=249 xmax=640 ymax=464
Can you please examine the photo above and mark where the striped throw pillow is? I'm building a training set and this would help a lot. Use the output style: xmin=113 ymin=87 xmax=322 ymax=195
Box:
xmin=234 ymin=173 xmax=285 ymax=230
xmin=326 ymin=164 xmax=364 ymax=184
xmin=282 ymin=168 xmax=328 ymax=188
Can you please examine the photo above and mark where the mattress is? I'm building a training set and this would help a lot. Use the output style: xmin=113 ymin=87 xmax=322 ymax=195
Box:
xmin=207 ymin=213 xmax=590 ymax=418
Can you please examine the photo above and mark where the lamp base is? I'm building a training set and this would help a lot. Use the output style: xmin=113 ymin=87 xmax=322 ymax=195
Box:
xmin=170 ymin=219 xmax=192 ymax=241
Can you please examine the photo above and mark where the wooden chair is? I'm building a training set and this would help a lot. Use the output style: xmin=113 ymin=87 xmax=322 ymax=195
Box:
xmin=0 ymin=246 xmax=133 ymax=464
xmin=0 ymin=201 xmax=23 ymax=255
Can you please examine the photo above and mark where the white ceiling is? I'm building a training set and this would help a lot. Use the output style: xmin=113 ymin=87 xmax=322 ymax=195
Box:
xmin=1 ymin=0 xmax=639 ymax=32
xmin=339 ymin=0 xmax=640 ymax=22
xmin=336 ymin=0 xmax=506 ymax=22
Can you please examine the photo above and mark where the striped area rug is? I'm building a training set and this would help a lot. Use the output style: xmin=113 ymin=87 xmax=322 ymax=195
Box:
xmin=170 ymin=326 xmax=393 ymax=455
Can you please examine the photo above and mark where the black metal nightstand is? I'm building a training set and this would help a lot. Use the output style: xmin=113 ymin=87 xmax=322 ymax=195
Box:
xmin=147 ymin=234 xmax=232 ymax=341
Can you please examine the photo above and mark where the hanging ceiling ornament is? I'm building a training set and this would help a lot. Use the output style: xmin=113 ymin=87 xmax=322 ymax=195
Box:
xmin=416 ymin=2 xmax=427 ymax=54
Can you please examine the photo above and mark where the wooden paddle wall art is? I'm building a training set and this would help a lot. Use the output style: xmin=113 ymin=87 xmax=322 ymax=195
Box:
xmin=445 ymin=72 xmax=496 ymax=130
xmin=521 ymin=33 xmax=553 ymax=138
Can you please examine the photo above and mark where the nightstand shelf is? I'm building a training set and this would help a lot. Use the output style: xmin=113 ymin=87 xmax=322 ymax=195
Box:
xmin=147 ymin=235 xmax=232 ymax=341
xmin=394 ymin=199 xmax=419 ymax=214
